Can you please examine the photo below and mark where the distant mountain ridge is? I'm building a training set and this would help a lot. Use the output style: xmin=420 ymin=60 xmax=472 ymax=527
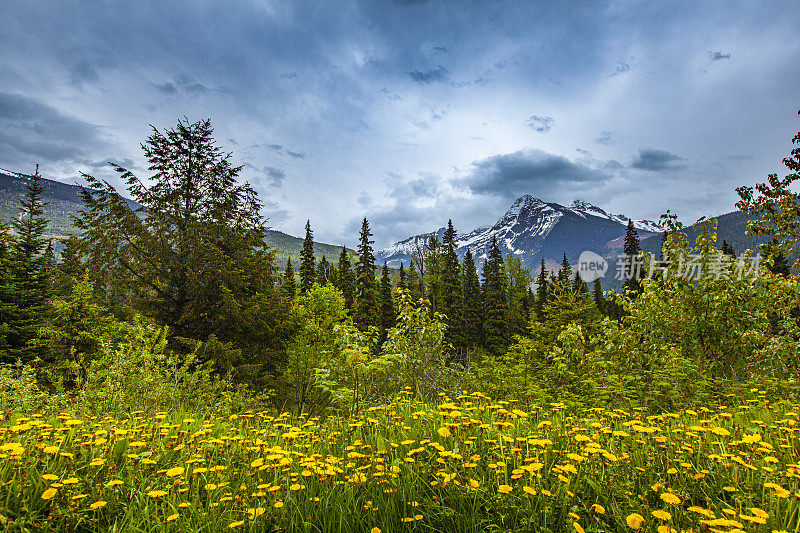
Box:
xmin=0 ymin=168 xmax=353 ymax=264
xmin=377 ymin=195 xmax=664 ymax=270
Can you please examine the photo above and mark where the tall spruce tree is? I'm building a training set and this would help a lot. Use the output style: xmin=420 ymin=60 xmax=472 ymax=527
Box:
xmin=557 ymin=253 xmax=571 ymax=284
xmin=535 ymin=258 xmax=549 ymax=321
xmin=299 ymin=219 xmax=316 ymax=293
xmin=440 ymin=220 xmax=462 ymax=345
xmin=623 ymin=219 xmax=642 ymax=295
xmin=398 ymin=262 xmax=407 ymax=291
xmin=378 ymin=262 xmax=396 ymax=344
xmin=592 ymin=278 xmax=606 ymax=315
xmin=354 ymin=218 xmax=379 ymax=329
xmin=7 ymin=167 xmax=51 ymax=362
xmin=336 ymin=246 xmax=355 ymax=312
xmin=281 ymin=258 xmax=297 ymax=298
xmin=75 ymin=119 xmax=279 ymax=353
xmin=460 ymin=249 xmax=482 ymax=350
xmin=481 ymin=236 xmax=509 ymax=356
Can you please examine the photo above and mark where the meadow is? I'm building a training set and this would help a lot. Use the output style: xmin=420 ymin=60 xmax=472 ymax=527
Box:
xmin=1 ymin=390 xmax=798 ymax=532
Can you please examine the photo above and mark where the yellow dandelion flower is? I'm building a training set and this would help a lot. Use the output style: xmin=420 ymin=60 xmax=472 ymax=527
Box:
xmin=106 ymin=479 xmax=123 ymax=487
xmin=660 ymin=493 xmax=681 ymax=505
xmin=591 ymin=504 xmax=605 ymax=514
xmin=167 ymin=513 xmax=179 ymax=522
xmin=574 ymin=523 xmax=585 ymax=533
xmin=166 ymin=467 xmax=184 ymax=477
xmin=90 ymin=500 xmax=106 ymax=510
xmin=437 ymin=427 xmax=451 ymax=438
xmin=652 ymin=510 xmax=672 ymax=521
xmin=524 ymin=486 xmax=537 ymax=496
xmin=274 ymin=501 xmax=284 ymax=508
xmin=42 ymin=474 xmax=58 ymax=481
xmin=371 ymin=528 xmax=381 ymax=533
xmin=627 ymin=513 xmax=645 ymax=530
xmin=229 ymin=521 xmax=245 ymax=528
xmin=41 ymin=488 xmax=58 ymax=500
xmin=147 ymin=490 xmax=167 ymax=498
xmin=498 ymin=484 xmax=512 ymax=494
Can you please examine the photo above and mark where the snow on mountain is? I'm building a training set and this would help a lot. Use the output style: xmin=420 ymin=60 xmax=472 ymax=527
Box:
xmin=376 ymin=196 xmax=663 ymax=269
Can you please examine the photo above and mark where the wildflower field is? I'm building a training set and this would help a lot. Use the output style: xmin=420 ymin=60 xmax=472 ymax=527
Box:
xmin=1 ymin=391 xmax=799 ymax=532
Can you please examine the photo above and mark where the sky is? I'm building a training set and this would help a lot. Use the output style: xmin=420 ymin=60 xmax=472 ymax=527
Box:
xmin=1 ymin=1 xmax=799 ymax=249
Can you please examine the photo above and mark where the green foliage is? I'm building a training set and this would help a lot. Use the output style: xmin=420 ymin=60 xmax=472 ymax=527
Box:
xmin=285 ymin=284 xmax=349 ymax=415
xmin=381 ymin=290 xmax=463 ymax=400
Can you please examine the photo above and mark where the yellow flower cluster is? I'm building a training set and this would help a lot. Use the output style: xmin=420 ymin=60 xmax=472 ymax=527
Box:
xmin=0 ymin=391 xmax=798 ymax=531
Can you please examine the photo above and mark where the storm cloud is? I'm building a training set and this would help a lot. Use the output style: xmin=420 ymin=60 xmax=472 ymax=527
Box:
xmin=0 ymin=1 xmax=798 ymax=248
xmin=631 ymin=149 xmax=685 ymax=171
xmin=459 ymin=150 xmax=612 ymax=200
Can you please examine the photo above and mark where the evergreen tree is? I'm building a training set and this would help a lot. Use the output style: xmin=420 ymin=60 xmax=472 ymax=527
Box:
xmin=572 ymin=272 xmax=588 ymax=293
xmin=281 ymin=259 xmax=297 ymax=298
xmin=54 ymin=235 xmax=85 ymax=297
xmin=0 ymin=223 xmax=16 ymax=356
xmin=481 ymin=236 xmax=509 ymax=356
xmin=75 ymin=119 xmax=280 ymax=359
xmin=424 ymin=236 xmax=442 ymax=313
xmin=592 ymin=278 xmax=606 ymax=315
xmin=767 ymin=238 xmax=791 ymax=276
xmin=378 ymin=262 xmax=396 ymax=344
xmin=316 ymin=255 xmax=332 ymax=286
xmin=440 ymin=220 xmax=463 ymax=345
xmin=398 ymin=262 xmax=407 ymax=291
xmin=460 ymin=249 xmax=482 ymax=350
xmin=557 ymin=253 xmax=571 ymax=284
xmin=354 ymin=218 xmax=379 ymax=329
xmin=299 ymin=219 xmax=316 ymax=294
xmin=534 ymin=258 xmax=549 ymax=321
xmin=336 ymin=246 xmax=355 ymax=312
xmin=7 ymin=167 xmax=51 ymax=362
xmin=623 ymin=219 xmax=642 ymax=295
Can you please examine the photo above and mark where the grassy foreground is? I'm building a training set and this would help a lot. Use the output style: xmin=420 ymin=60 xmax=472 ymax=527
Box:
xmin=1 ymin=392 xmax=799 ymax=532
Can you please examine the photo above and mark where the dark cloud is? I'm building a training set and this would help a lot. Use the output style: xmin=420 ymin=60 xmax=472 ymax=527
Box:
xmin=286 ymin=150 xmax=305 ymax=159
xmin=459 ymin=149 xmax=611 ymax=199
xmin=266 ymin=144 xmax=283 ymax=151
xmin=709 ymin=50 xmax=731 ymax=61
xmin=264 ymin=166 xmax=286 ymax=187
xmin=0 ymin=92 xmax=110 ymax=165
xmin=408 ymin=65 xmax=448 ymax=84
xmin=526 ymin=115 xmax=553 ymax=133
xmin=595 ymin=131 xmax=613 ymax=145
xmin=70 ymin=59 xmax=100 ymax=85
xmin=152 ymin=81 xmax=178 ymax=95
xmin=631 ymin=149 xmax=685 ymax=171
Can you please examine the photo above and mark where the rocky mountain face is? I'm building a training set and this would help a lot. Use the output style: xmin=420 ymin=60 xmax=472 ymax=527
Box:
xmin=376 ymin=195 xmax=663 ymax=270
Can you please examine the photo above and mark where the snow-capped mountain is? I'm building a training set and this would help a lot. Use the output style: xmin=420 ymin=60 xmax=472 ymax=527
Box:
xmin=376 ymin=195 xmax=663 ymax=270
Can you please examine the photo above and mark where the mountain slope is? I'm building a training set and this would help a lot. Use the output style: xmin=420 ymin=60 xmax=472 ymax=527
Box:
xmin=377 ymin=196 xmax=662 ymax=270
xmin=0 ymin=168 xmax=353 ymax=264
